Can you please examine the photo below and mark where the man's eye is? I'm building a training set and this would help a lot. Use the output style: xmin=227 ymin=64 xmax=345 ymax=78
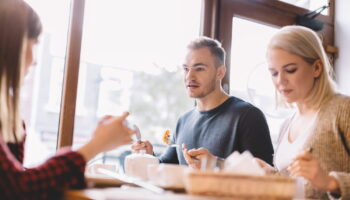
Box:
xmin=183 ymin=67 xmax=189 ymax=72
xmin=196 ymin=68 xmax=204 ymax=71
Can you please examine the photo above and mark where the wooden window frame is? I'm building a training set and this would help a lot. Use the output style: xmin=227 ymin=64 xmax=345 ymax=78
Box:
xmin=57 ymin=0 xmax=85 ymax=149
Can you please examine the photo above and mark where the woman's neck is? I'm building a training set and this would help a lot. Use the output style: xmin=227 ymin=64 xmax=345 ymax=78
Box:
xmin=296 ymin=101 xmax=318 ymax=116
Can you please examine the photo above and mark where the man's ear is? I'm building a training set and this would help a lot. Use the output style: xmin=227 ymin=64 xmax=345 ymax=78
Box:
xmin=313 ymin=59 xmax=323 ymax=78
xmin=216 ymin=65 xmax=226 ymax=80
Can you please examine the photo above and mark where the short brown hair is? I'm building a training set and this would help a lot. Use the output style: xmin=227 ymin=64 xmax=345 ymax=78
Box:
xmin=187 ymin=36 xmax=226 ymax=67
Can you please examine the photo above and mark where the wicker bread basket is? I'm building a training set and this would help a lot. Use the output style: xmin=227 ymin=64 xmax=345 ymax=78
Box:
xmin=184 ymin=171 xmax=296 ymax=200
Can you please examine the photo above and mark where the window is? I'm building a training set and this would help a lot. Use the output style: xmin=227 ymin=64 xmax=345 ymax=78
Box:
xmin=279 ymin=0 xmax=329 ymax=15
xmin=22 ymin=0 xmax=71 ymax=167
xmin=230 ymin=18 xmax=293 ymax=143
xmin=72 ymin=0 xmax=202 ymax=163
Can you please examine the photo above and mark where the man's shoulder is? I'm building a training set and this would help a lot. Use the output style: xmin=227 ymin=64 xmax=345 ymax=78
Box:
xmin=226 ymin=96 xmax=261 ymax=113
xmin=178 ymin=107 xmax=197 ymax=121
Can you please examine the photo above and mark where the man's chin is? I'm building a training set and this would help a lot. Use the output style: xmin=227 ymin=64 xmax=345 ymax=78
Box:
xmin=188 ymin=93 xmax=196 ymax=98
xmin=188 ymin=94 xmax=195 ymax=98
xmin=188 ymin=93 xmax=204 ymax=99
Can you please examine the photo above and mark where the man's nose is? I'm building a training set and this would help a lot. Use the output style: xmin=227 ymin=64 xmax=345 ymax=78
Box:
xmin=185 ymin=68 xmax=195 ymax=80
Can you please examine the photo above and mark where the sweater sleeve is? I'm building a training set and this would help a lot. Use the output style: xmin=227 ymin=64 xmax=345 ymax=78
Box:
xmin=330 ymin=98 xmax=350 ymax=199
xmin=0 ymin=139 xmax=86 ymax=200
xmin=237 ymin=106 xmax=274 ymax=165
xmin=158 ymin=147 xmax=179 ymax=164
xmin=329 ymin=172 xmax=350 ymax=199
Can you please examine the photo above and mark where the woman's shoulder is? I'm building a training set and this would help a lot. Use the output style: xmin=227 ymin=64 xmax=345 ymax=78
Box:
xmin=318 ymin=94 xmax=350 ymax=125
xmin=322 ymin=93 xmax=350 ymax=111
xmin=332 ymin=93 xmax=350 ymax=102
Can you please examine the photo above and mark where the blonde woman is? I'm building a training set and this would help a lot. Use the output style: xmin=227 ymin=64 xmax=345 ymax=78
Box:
xmin=257 ymin=25 xmax=350 ymax=199
xmin=0 ymin=1 xmax=135 ymax=199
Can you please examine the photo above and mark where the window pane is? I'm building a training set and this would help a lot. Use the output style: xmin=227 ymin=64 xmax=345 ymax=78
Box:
xmin=22 ymin=0 xmax=71 ymax=167
xmin=73 ymin=0 xmax=202 ymax=163
xmin=279 ymin=0 xmax=329 ymax=15
xmin=230 ymin=18 xmax=294 ymax=143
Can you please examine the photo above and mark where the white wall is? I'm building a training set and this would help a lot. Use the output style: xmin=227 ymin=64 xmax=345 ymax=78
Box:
xmin=335 ymin=0 xmax=350 ymax=95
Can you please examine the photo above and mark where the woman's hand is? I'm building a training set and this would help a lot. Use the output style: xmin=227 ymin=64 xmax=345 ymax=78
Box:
xmin=182 ymin=144 xmax=216 ymax=170
xmin=131 ymin=140 xmax=154 ymax=155
xmin=289 ymin=152 xmax=340 ymax=193
xmin=78 ymin=112 xmax=136 ymax=161
xmin=253 ymin=158 xmax=276 ymax=174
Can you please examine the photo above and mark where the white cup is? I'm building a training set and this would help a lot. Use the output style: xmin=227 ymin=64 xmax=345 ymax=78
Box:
xmin=124 ymin=152 xmax=159 ymax=180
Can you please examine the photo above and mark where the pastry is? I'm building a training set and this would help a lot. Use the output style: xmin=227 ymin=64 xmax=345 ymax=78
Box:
xmin=162 ymin=129 xmax=171 ymax=145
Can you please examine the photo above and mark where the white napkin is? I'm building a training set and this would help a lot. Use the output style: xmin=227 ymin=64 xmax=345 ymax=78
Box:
xmin=223 ymin=151 xmax=265 ymax=176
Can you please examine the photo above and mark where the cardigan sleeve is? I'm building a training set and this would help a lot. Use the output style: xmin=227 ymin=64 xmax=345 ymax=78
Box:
xmin=329 ymin=172 xmax=350 ymax=199
xmin=0 ymin=139 xmax=86 ymax=200
xmin=329 ymin=97 xmax=350 ymax=199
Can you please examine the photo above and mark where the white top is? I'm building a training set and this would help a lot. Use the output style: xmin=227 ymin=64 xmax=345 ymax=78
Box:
xmin=274 ymin=115 xmax=316 ymax=198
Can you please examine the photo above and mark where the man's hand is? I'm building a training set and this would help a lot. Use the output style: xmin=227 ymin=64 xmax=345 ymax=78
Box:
xmin=182 ymin=144 xmax=216 ymax=169
xmin=131 ymin=140 xmax=154 ymax=155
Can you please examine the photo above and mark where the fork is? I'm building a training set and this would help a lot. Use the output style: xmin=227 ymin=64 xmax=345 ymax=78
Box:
xmin=168 ymin=143 xmax=179 ymax=147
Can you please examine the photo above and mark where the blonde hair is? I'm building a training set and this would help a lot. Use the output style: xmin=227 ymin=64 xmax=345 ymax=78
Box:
xmin=267 ymin=25 xmax=336 ymax=109
xmin=0 ymin=0 xmax=42 ymax=143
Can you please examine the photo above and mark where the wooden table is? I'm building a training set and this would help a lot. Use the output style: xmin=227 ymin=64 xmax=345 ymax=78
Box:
xmin=64 ymin=186 xmax=232 ymax=200
xmin=65 ymin=187 xmax=316 ymax=200
xmin=65 ymin=174 xmax=229 ymax=200
xmin=65 ymin=172 xmax=309 ymax=200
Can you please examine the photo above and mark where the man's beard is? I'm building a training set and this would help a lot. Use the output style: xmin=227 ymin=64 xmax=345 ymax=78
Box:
xmin=190 ymin=77 xmax=217 ymax=99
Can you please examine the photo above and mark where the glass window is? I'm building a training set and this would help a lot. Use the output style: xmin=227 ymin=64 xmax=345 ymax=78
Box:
xmin=230 ymin=18 xmax=294 ymax=144
xmin=22 ymin=0 xmax=71 ymax=167
xmin=279 ymin=0 xmax=329 ymax=15
xmin=73 ymin=0 xmax=202 ymax=164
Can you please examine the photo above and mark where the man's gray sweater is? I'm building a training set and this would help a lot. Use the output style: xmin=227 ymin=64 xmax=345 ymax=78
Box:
xmin=159 ymin=96 xmax=274 ymax=165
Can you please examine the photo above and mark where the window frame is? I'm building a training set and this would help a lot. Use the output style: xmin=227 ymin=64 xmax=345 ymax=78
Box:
xmin=57 ymin=0 xmax=85 ymax=148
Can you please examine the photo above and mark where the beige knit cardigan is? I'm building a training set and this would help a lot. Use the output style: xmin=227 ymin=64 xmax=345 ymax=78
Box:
xmin=275 ymin=94 xmax=350 ymax=199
